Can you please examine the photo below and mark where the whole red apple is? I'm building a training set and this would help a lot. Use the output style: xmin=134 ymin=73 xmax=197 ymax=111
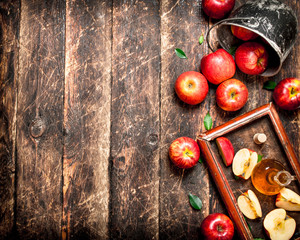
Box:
xmin=169 ymin=137 xmax=200 ymax=169
xmin=202 ymin=0 xmax=235 ymax=19
xmin=216 ymin=79 xmax=248 ymax=111
xmin=273 ymin=78 xmax=300 ymax=110
xmin=201 ymin=49 xmax=236 ymax=85
xmin=175 ymin=71 xmax=209 ymax=105
xmin=235 ymin=42 xmax=268 ymax=75
xmin=200 ymin=213 xmax=235 ymax=240
xmin=231 ymin=25 xmax=258 ymax=41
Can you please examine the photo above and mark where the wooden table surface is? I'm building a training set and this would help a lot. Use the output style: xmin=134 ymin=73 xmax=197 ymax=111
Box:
xmin=0 ymin=0 xmax=299 ymax=239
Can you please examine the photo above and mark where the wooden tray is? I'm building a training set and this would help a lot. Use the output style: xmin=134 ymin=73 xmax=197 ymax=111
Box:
xmin=197 ymin=102 xmax=300 ymax=240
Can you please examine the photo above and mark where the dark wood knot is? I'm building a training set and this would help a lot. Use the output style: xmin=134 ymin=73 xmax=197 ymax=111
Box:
xmin=147 ymin=133 xmax=158 ymax=146
xmin=30 ymin=117 xmax=46 ymax=138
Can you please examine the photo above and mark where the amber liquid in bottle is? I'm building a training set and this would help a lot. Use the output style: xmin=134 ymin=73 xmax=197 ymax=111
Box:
xmin=251 ymin=159 xmax=291 ymax=195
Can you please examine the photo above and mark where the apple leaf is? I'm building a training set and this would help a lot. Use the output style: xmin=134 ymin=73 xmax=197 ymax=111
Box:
xmin=254 ymin=238 xmax=264 ymax=240
xmin=198 ymin=157 xmax=203 ymax=163
xmin=244 ymin=217 xmax=252 ymax=231
xmin=257 ymin=154 xmax=263 ymax=163
xmin=234 ymin=175 xmax=240 ymax=180
xmin=175 ymin=48 xmax=188 ymax=59
xmin=263 ymin=80 xmax=277 ymax=90
xmin=188 ymin=193 xmax=202 ymax=210
xmin=204 ymin=112 xmax=213 ymax=130
xmin=199 ymin=35 xmax=204 ymax=45
xmin=228 ymin=46 xmax=237 ymax=55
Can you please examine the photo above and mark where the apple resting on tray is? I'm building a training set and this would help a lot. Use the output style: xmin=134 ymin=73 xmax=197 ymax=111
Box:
xmin=237 ymin=189 xmax=262 ymax=219
xmin=276 ymin=187 xmax=300 ymax=211
xmin=263 ymin=208 xmax=296 ymax=240
xmin=232 ymin=148 xmax=258 ymax=179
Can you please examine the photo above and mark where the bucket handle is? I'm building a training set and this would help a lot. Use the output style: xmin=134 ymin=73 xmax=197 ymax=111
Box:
xmin=206 ymin=17 xmax=258 ymax=52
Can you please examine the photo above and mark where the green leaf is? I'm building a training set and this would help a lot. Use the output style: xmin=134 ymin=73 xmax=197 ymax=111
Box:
xmin=199 ymin=35 xmax=204 ymax=45
xmin=254 ymin=238 xmax=264 ymax=240
xmin=188 ymin=193 xmax=203 ymax=210
xmin=244 ymin=217 xmax=252 ymax=231
xmin=263 ymin=80 xmax=277 ymax=90
xmin=234 ymin=175 xmax=240 ymax=180
xmin=204 ymin=112 xmax=213 ymax=130
xmin=228 ymin=46 xmax=237 ymax=55
xmin=257 ymin=154 xmax=263 ymax=163
xmin=198 ymin=157 xmax=203 ymax=164
xmin=175 ymin=48 xmax=188 ymax=59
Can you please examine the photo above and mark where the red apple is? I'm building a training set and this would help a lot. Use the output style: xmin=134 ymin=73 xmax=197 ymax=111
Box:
xmin=169 ymin=137 xmax=200 ymax=169
xmin=235 ymin=42 xmax=268 ymax=75
xmin=273 ymin=78 xmax=300 ymax=110
xmin=200 ymin=213 xmax=235 ymax=240
xmin=201 ymin=49 xmax=236 ymax=85
xmin=231 ymin=25 xmax=258 ymax=41
xmin=175 ymin=71 xmax=209 ymax=105
xmin=216 ymin=137 xmax=234 ymax=167
xmin=202 ymin=0 xmax=235 ymax=19
xmin=216 ymin=79 xmax=248 ymax=111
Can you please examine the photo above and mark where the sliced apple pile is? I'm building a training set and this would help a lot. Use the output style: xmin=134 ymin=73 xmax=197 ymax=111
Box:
xmin=216 ymin=137 xmax=234 ymax=167
xmin=232 ymin=148 xmax=258 ymax=179
xmin=276 ymin=187 xmax=300 ymax=211
xmin=237 ymin=189 xmax=262 ymax=219
xmin=263 ymin=208 xmax=296 ymax=240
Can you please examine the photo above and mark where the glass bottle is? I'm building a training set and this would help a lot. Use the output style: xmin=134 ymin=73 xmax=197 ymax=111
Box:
xmin=251 ymin=159 xmax=296 ymax=195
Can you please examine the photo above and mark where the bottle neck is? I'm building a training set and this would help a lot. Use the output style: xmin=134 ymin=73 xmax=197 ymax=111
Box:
xmin=273 ymin=170 xmax=295 ymax=187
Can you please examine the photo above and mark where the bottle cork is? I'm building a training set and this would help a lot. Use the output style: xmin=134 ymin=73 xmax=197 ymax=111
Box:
xmin=253 ymin=133 xmax=267 ymax=144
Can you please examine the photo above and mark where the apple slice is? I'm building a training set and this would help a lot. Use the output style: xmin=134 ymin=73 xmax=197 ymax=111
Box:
xmin=276 ymin=187 xmax=300 ymax=211
xmin=263 ymin=208 xmax=296 ymax=240
xmin=216 ymin=137 xmax=234 ymax=167
xmin=232 ymin=148 xmax=258 ymax=179
xmin=237 ymin=189 xmax=262 ymax=219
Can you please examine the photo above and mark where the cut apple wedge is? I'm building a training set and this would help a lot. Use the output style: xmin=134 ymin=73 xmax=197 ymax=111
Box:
xmin=237 ymin=189 xmax=262 ymax=219
xmin=263 ymin=208 xmax=296 ymax=240
xmin=216 ymin=137 xmax=234 ymax=167
xmin=232 ymin=148 xmax=258 ymax=179
xmin=276 ymin=187 xmax=300 ymax=211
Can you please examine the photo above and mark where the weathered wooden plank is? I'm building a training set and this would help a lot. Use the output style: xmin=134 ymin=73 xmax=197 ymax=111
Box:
xmin=160 ymin=0 xmax=211 ymax=238
xmin=109 ymin=0 xmax=160 ymax=239
xmin=274 ymin=0 xmax=300 ymax=160
xmin=62 ymin=0 xmax=112 ymax=239
xmin=204 ymin=0 xmax=253 ymax=218
xmin=0 ymin=1 xmax=19 ymax=238
xmin=16 ymin=0 xmax=65 ymax=238
xmin=273 ymin=3 xmax=300 ymax=230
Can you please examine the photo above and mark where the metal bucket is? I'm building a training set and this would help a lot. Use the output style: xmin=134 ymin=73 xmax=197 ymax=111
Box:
xmin=206 ymin=0 xmax=298 ymax=77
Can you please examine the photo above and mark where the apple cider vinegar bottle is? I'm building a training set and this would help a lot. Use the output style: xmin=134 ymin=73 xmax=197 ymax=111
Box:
xmin=251 ymin=159 xmax=296 ymax=195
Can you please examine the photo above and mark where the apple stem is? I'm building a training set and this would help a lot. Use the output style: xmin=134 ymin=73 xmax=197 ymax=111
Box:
xmin=291 ymin=87 xmax=296 ymax=95
xmin=217 ymin=225 xmax=224 ymax=232
xmin=185 ymin=151 xmax=191 ymax=157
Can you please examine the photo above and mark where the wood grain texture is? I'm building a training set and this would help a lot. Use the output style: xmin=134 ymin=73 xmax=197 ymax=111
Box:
xmin=0 ymin=1 xmax=19 ymax=238
xmin=160 ymin=0 xmax=211 ymax=239
xmin=63 ymin=0 xmax=112 ymax=239
xmin=274 ymin=0 xmax=300 ymax=170
xmin=16 ymin=0 xmax=65 ymax=238
xmin=0 ymin=0 xmax=298 ymax=239
xmin=109 ymin=0 xmax=160 ymax=239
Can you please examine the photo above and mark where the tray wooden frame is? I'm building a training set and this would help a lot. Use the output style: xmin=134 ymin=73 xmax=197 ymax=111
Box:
xmin=197 ymin=102 xmax=300 ymax=240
